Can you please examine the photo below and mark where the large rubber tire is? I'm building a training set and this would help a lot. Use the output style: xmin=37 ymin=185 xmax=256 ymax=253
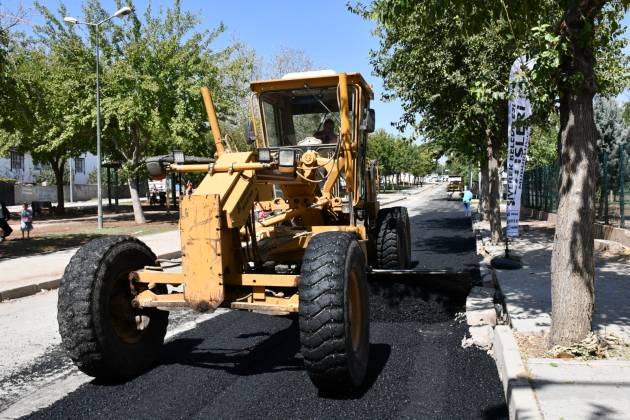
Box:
xmin=299 ymin=231 xmax=369 ymax=393
xmin=375 ymin=207 xmax=411 ymax=269
xmin=58 ymin=235 xmax=169 ymax=379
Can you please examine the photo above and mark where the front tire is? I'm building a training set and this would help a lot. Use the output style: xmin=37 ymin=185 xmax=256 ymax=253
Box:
xmin=299 ymin=231 xmax=369 ymax=393
xmin=58 ymin=236 xmax=169 ymax=379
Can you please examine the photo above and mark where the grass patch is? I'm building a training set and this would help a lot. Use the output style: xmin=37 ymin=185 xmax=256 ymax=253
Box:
xmin=0 ymin=225 xmax=174 ymax=260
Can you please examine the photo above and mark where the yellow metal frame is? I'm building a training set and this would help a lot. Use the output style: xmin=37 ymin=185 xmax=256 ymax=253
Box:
xmin=131 ymin=73 xmax=376 ymax=313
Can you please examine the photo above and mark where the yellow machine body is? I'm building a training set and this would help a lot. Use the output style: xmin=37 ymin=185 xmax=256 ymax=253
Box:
xmin=132 ymin=72 xmax=380 ymax=314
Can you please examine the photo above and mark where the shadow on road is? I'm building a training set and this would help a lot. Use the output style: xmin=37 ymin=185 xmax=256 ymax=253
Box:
xmin=160 ymin=319 xmax=302 ymax=376
xmin=150 ymin=317 xmax=392 ymax=401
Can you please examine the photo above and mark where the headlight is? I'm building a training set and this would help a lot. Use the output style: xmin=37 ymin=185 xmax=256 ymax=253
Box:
xmin=257 ymin=148 xmax=271 ymax=163
xmin=278 ymin=148 xmax=296 ymax=173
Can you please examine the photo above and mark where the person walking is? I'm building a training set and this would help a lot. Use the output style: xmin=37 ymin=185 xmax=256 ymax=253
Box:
xmin=20 ymin=203 xmax=33 ymax=239
xmin=462 ymin=186 xmax=473 ymax=217
xmin=186 ymin=180 xmax=193 ymax=196
xmin=0 ymin=201 xmax=12 ymax=242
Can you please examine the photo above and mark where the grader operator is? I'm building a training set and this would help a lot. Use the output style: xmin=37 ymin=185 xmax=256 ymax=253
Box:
xmin=57 ymin=71 xmax=412 ymax=394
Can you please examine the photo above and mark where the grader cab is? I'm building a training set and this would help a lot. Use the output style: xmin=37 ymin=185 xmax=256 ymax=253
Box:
xmin=57 ymin=71 xmax=411 ymax=394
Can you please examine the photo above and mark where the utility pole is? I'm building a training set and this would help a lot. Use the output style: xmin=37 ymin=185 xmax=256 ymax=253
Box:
xmin=64 ymin=6 xmax=132 ymax=229
xmin=69 ymin=158 xmax=74 ymax=203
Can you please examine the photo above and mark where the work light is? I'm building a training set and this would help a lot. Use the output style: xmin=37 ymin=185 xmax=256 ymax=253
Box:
xmin=278 ymin=149 xmax=296 ymax=173
xmin=172 ymin=150 xmax=185 ymax=164
xmin=258 ymin=148 xmax=271 ymax=163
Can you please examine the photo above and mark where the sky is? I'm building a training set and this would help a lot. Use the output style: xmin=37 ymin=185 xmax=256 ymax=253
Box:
xmin=13 ymin=0 xmax=406 ymax=133
xmin=9 ymin=1 xmax=630 ymax=132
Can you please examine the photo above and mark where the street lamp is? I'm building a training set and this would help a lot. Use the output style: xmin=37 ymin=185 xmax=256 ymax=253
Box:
xmin=64 ymin=6 xmax=132 ymax=229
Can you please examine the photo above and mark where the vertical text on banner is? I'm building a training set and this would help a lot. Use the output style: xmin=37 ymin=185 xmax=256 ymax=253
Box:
xmin=506 ymin=56 xmax=534 ymax=237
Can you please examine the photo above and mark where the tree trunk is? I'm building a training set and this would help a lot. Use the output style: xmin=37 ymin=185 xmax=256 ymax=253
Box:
xmin=128 ymin=177 xmax=146 ymax=224
xmin=549 ymin=1 xmax=600 ymax=347
xmin=486 ymin=133 xmax=503 ymax=243
xmin=480 ymin=158 xmax=490 ymax=221
xmin=51 ymin=158 xmax=65 ymax=213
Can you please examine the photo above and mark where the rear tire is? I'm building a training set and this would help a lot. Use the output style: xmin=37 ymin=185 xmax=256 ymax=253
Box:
xmin=299 ymin=231 xmax=369 ymax=393
xmin=57 ymin=236 xmax=169 ymax=379
xmin=375 ymin=207 xmax=411 ymax=269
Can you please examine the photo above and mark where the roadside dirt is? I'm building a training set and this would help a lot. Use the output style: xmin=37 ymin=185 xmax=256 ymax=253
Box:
xmin=515 ymin=331 xmax=630 ymax=361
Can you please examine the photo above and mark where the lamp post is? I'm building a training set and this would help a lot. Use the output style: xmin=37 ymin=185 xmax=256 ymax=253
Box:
xmin=64 ymin=6 xmax=132 ymax=229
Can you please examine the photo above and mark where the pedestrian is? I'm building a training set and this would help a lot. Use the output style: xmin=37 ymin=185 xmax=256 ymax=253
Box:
xmin=186 ymin=180 xmax=193 ymax=196
xmin=462 ymin=186 xmax=473 ymax=217
xmin=0 ymin=201 xmax=12 ymax=242
xmin=20 ymin=203 xmax=34 ymax=239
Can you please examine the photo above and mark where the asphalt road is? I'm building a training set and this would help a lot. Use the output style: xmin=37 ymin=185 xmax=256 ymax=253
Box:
xmin=4 ymin=184 xmax=508 ymax=419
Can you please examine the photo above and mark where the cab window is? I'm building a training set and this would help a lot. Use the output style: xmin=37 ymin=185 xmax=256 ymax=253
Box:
xmin=259 ymin=86 xmax=356 ymax=147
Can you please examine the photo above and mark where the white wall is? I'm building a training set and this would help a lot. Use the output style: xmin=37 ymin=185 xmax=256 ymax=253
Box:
xmin=0 ymin=153 xmax=35 ymax=183
xmin=0 ymin=152 xmax=98 ymax=186
xmin=71 ymin=153 xmax=98 ymax=185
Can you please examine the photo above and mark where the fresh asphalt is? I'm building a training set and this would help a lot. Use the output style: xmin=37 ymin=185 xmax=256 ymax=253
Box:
xmin=21 ymin=185 xmax=508 ymax=419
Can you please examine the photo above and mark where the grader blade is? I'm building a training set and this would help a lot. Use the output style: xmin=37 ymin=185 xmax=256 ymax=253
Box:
xmin=180 ymin=193 xmax=224 ymax=311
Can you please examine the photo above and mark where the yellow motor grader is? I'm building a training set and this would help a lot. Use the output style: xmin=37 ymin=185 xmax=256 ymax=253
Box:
xmin=57 ymin=71 xmax=411 ymax=393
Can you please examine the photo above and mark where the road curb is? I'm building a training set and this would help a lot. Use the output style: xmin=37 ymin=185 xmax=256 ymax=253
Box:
xmin=493 ymin=326 xmax=543 ymax=420
xmin=379 ymin=196 xmax=408 ymax=206
xmin=472 ymin=217 xmax=542 ymax=419
xmin=0 ymin=251 xmax=182 ymax=302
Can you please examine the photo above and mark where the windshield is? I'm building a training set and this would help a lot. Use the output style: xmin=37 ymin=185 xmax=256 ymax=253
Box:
xmin=259 ymin=86 xmax=355 ymax=147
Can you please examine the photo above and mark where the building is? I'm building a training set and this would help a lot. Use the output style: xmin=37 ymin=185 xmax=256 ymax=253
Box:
xmin=0 ymin=150 xmax=99 ymax=204
xmin=0 ymin=151 xmax=98 ymax=185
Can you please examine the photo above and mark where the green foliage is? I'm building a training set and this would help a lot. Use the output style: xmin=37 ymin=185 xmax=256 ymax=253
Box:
xmin=594 ymin=95 xmax=630 ymax=184
xmin=35 ymin=165 xmax=70 ymax=185
xmin=0 ymin=3 xmax=94 ymax=200
xmin=528 ymin=122 xmax=558 ymax=169
xmin=444 ymin=153 xmax=476 ymax=186
xmin=351 ymin=0 xmax=629 ymax=157
xmin=350 ymin=1 xmax=518 ymax=166
xmin=367 ymin=129 xmax=435 ymax=179
xmin=15 ymin=0 xmax=255 ymax=183
xmin=622 ymin=101 xmax=630 ymax=126
xmin=595 ymin=96 xmax=629 ymax=154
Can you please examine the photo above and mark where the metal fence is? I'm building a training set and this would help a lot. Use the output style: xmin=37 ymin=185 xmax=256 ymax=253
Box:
xmin=522 ymin=145 xmax=630 ymax=228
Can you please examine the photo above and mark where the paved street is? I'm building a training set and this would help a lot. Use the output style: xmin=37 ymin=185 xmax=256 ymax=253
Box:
xmin=1 ymin=185 xmax=507 ymax=419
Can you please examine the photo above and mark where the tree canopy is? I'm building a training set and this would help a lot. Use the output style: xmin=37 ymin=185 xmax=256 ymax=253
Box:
xmin=3 ymin=0 xmax=255 ymax=220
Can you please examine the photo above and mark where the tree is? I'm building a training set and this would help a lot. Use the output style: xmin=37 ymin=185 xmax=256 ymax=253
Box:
xmin=351 ymin=2 xmax=516 ymax=243
xmin=542 ymin=1 xmax=628 ymax=347
xmin=409 ymin=143 xmax=436 ymax=181
xmin=367 ymin=129 xmax=396 ymax=188
xmin=623 ymin=101 xmax=630 ymax=125
xmin=593 ymin=96 xmax=628 ymax=216
xmin=262 ymin=46 xmax=314 ymax=79
xmin=367 ymin=129 xmax=435 ymax=189
xmin=0 ymin=4 xmax=94 ymax=211
xmin=353 ymin=0 xmax=629 ymax=346
xmin=34 ymin=0 xmax=255 ymax=223
xmin=528 ymin=119 xmax=559 ymax=169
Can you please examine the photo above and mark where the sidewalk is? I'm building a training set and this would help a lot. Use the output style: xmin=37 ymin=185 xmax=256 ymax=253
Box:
xmin=475 ymin=216 xmax=630 ymax=419
xmin=0 ymin=230 xmax=180 ymax=301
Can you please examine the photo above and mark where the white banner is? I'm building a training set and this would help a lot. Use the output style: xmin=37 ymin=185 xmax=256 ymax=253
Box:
xmin=505 ymin=56 xmax=534 ymax=237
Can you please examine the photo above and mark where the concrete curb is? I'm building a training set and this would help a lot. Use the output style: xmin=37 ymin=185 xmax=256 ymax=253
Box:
xmin=0 ymin=250 xmax=182 ymax=302
xmin=493 ymin=326 xmax=543 ymax=420
xmin=473 ymin=217 xmax=541 ymax=419
xmin=379 ymin=196 xmax=408 ymax=206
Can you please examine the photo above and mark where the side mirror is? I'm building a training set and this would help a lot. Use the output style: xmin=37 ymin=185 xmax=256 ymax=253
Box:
xmin=246 ymin=121 xmax=256 ymax=145
xmin=361 ymin=108 xmax=376 ymax=133
xmin=146 ymin=157 xmax=167 ymax=180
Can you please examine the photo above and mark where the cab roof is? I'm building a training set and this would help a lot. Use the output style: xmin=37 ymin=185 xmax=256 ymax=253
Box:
xmin=250 ymin=71 xmax=374 ymax=99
